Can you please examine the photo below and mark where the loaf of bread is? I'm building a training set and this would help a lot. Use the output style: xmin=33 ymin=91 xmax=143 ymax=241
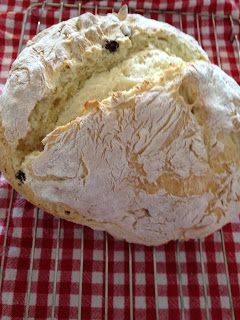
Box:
xmin=1 ymin=6 xmax=240 ymax=245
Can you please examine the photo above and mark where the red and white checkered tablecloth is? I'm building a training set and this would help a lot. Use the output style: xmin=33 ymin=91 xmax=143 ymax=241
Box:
xmin=1 ymin=1 xmax=240 ymax=319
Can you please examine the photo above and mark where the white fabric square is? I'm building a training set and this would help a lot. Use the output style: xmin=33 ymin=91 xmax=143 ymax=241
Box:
xmin=29 ymin=293 xmax=37 ymax=306
xmin=215 ymin=252 xmax=224 ymax=263
xmin=58 ymin=248 xmax=63 ymax=260
xmin=179 ymin=251 xmax=186 ymax=263
xmin=174 ymin=1 xmax=183 ymax=10
xmin=73 ymin=249 xmax=81 ymax=258
xmin=93 ymin=249 xmax=103 ymax=261
xmin=217 ymin=273 xmax=227 ymax=285
xmin=114 ymin=251 xmax=124 ymax=262
xmin=0 ymin=208 xmax=7 ymax=219
xmin=183 ymin=296 xmax=189 ymax=309
xmin=0 ymin=4 xmax=8 ymax=11
xmin=157 ymin=273 xmax=167 ymax=286
xmin=12 ymin=207 xmax=24 ymax=218
xmin=134 ymin=251 xmax=145 ymax=262
xmin=8 ymin=246 xmax=20 ymax=258
xmin=0 ymin=187 xmax=8 ymax=199
xmin=91 ymin=295 xmax=102 ymax=308
xmin=3 ymin=46 xmax=13 ymax=53
xmin=114 ymin=273 xmax=124 ymax=285
xmin=56 ymin=294 xmax=59 ymax=307
xmin=34 ymin=248 xmax=42 ymax=259
xmin=181 ymin=273 xmax=188 ymax=286
xmin=113 ymin=296 xmax=124 ymax=309
xmin=70 ymin=294 xmax=79 ymax=307
xmin=0 ymin=223 xmax=4 ymax=236
xmin=2 ymin=58 xmax=12 ymax=65
xmin=49 ymin=270 xmax=55 ymax=282
xmin=36 ymin=226 xmax=43 ymax=239
xmin=92 ymin=272 xmax=103 ymax=284
xmin=31 ymin=269 xmax=39 ymax=282
xmin=198 ymin=272 xmax=209 ymax=286
xmin=143 ymin=2 xmax=152 ymax=9
xmin=48 ymin=293 xmax=53 ymax=306
xmin=220 ymin=296 xmax=230 ymax=308
xmin=199 ymin=296 xmax=211 ymax=309
xmin=51 ymin=249 xmax=58 ymax=260
xmin=136 ymin=273 xmax=146 ymax=285
xmin=71 ymin=271 xmax=80 ymax=283
xmin=158 ymin=296 xmax=168 ymax=309
xmin=74 ymin=228 xmax=82 ymax=239
xmin=156 ymin=251 xmax=166 ymax=263
xmin=94 ymin=230 xmax=104 ymax=240
xmin=233 ymin=231 xmax=240 ymax=244
xmin=4 ymin=268 xmax=17 ymax=281
xmin=135 ymin=296 xmax=146 ymax=309
xmin=2 ymin=292 xmax=13 ymax=305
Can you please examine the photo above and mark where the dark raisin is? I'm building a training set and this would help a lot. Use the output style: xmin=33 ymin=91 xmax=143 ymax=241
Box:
xmin=145 ymin=209 xmax=150 ymax=216
xmin=104 ymin=40 xmax=119 ymax=52
xmin=15 ymin=170 xmax=26 ymax=184
xmin=191 ymin=107 xmax=196 ymax=114
xmin=65 ymin=210 xmax=70 ymax=215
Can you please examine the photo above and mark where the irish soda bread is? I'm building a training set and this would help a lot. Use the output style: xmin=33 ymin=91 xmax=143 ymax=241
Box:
xmin=1 ymin=6 xmax=240 ymax=245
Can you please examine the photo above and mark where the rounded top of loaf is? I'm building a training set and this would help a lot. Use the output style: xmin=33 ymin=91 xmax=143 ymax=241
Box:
xmin=0 ymin=7 xmax=208 ymax=147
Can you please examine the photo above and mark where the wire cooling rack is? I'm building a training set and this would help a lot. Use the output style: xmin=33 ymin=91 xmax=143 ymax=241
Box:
xmin=0 ymin=2 xmax=240 ymax=320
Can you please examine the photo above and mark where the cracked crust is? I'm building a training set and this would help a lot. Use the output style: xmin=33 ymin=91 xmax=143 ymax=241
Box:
xmin=20 ymin=62 xmax=240 ymax=245
xmin=0 ymin=7 xmax=208 ymax=149
xmin=1 ymin=6 xmax=240 ymax=246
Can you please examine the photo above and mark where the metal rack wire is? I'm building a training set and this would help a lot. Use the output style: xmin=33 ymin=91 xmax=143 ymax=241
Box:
xmin=0 ymin=2 xmax=240 ymax=320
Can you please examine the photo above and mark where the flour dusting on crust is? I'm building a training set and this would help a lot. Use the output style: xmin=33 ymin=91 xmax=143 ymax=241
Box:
xmin=23 ymin=62 xmax=240 ymax=245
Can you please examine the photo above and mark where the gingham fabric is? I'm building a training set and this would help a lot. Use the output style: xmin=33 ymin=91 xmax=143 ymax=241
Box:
xmin=0 ymin=1 xmax=240 ymax=319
